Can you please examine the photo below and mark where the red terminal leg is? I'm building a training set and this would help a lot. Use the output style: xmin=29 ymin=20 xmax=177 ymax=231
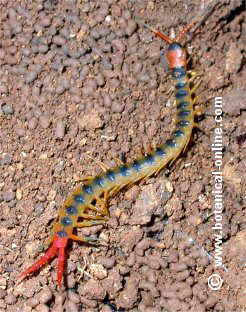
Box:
xmin=19 ymin=233 xmax=68 ymax=287
xmin=55 ymin=234 xmax=68 ymax=287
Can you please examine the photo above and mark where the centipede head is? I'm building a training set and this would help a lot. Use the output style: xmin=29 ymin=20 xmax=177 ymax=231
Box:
xmin=136 ymin=3 xmax=216 ymax=69
xmin=135 ymin=18 xmax=194 ymax=70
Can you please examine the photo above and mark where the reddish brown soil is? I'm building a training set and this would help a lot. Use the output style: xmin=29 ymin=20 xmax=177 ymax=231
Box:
xmin=0 ymin=0 xmax=245 ymax=311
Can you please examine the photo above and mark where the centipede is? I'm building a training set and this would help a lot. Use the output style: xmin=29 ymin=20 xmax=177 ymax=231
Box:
xmin=19 ymin=8 xmax=214 ymax=288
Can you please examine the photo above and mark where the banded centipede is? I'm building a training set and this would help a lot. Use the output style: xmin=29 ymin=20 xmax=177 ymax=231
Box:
xmin=20 ymin=19 xmax=203 ymax=288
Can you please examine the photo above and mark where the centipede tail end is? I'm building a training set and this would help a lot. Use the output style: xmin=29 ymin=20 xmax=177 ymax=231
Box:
xmin=20 ymin=233 xmax=68 ymax=287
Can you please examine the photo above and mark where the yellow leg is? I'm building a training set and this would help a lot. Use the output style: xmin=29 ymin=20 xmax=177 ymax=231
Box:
xmin=194 ymin=105 xmax=204 ymax=116
xmin=76 ymin=220 xmax=106 ymax=227
xmin=192 ymin=95 xmax=199 ymax=105
xmin=108 ymin=186 xmax=121 ymax=198
xmin=86 ymin=155 xmax=109 ymax=172
xmin=193 ymin=122 xmax=205 ymax=133
xmin=181 ymin=135 xmax=192 ymax=155
xmin=86 ymin=203 xmax=109 ymax=217
xmin=76 ymin=176 xmax=95 ymax=183
xmin=169 ymin=151 xmax=183 ymax=167
xmin=113 ymin=157 xmax=125 ymax=166
xmin=79 ymin=212 xmax=108 ymax=221
xmin=69 ymin=234 xmax=100 ymax=244
xmin=190 ymin=80 xmax=201 ymax=95
xmin=187 ymin=70 xmax=201 ymax=78
xmin=154 ymin=163 xmax=168 ymax=176
xmin=95 ymin=196 xmax=110 ymax=216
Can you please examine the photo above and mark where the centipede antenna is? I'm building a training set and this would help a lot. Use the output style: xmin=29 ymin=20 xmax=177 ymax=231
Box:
xmin=176 ymin=20 xmax=197 ymax=42
xmin=185 ymin=0 xmax=219 ymax=43
xmin=135 ymin=16 xmax=173 ymax=44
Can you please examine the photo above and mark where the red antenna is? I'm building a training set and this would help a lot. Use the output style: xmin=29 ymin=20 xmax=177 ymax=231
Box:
xmin=135 ymin=0 xmax=218 ymax=44
xmin=135 ymin=17 xmax=173 ymax=44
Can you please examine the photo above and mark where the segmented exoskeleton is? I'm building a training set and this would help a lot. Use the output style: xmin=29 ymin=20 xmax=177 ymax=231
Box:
xmin=20 ymin=18 xmax=204 ymax=287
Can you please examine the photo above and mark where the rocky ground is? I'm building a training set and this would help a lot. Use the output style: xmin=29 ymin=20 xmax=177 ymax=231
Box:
xmin=0 ymin=0 xmax=245 ymax=311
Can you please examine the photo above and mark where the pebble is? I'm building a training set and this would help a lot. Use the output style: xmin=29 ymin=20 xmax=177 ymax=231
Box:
xmin=65 ymin=301 xmax=79 ymax=312
xmin=126 ymin=19 xmax=137 ymax=36
xmin=77 ymin=109 xmax=104 ymax=130
xmin=0 ymin=153 xmax=12 ymax=165
xmin=25 ymin=71 xmax=38 ymax=84
xmin=1 ymin=103 xmax=14 ymax=115
xmin=39 ymin=115 xmax=51 ymax=128
xmin=96 ymin=73 xmax=105 ymax=86
xmin=0 ymin=83 xmax=8 ymax=94
xmin=5 ymin=294 xmax=17 ymax=305
xmin=39 ymin=44 xmax=49 ymax=53
xmin=26 ymin=297 xmax=39 ymax=308
xmin=103 ymin=93 xmax=112 ymax=108
xmin=35 ymin=303 xmax=49 ymax=312
xmin=55 ymin=85 xmax=65 ymax=95
xmin=55 ymin=120 xmax=66 ymax=138
xmin=225 ymin=43 xmax=243 ymax=73
xmin=111 ymin=100 xmax=124 ymax=113
xmin=53 ymin=35 xmax=66 ymax=46
xmin=40 ymin=16 xmax=52 ymax=27
xmin=37 ymin=286 xmax=53 ymax=304
xmin=16 ymin=189 xmax=22 ymax=200
xmin=99 ymin=257 xmax=116 ymax=269
xmin=89 ymin=263 xmax=108 ymax=279
xmin=28 ymin=117 xmax=38 ymax=130
xmin=67 ymin=290 xmax=80 ymax=304
xmin=15 ymin=125 xmax=26 ymax=137
xmin=2 ymin=191 xmax=15 ymax=202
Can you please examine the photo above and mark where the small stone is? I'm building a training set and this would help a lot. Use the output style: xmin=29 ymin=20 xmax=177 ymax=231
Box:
xmin=1 ymin=103 xmax=14 ymax=115
xmin=47 ymin=190 xmax=57 ymax=201
xmin=39 ymin=115 xmax=51 ymax=128
xmin=55 ymin=120 xmax=66 ymax=139
xmin=126 ymin=19 xmax=137 ymax=36
xmin=2 ymin=191 xmax=15 ymax=202
xmin=0 ymin=277 xmax=7 ymax=289
xmin=0 ymin=83 xmax=8 ymax=93
xmin=37 ymin=286 xmax=52 ymax=304
xmin=0 ymin=153 xmax=12 ymax=165
xmin=25 ymin=71 xmax=38 ymax=84
xmin=188 ymin=215 xmax=202 ymax=226
xmin=5 ymin=294 xmax=17 ymax=305
xmin=16 ymin=189 xmax=22 ymax=200
xmin=39 ymin=153 xmax=48 ymax=160
xmin=225 ymin=43 xmax=243 ymax=73
xmin=89 ymin=264 xmax=108 ymax=279
xmin=77 ymin=110 xmax=104 ymax=130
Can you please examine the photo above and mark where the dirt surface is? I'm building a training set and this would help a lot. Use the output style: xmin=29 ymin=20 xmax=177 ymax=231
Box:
xmin=0 ymin=0 xmax=245 ymax=311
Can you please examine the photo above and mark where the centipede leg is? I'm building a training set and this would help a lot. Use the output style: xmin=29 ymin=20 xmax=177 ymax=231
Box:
xmin=76 ymin=220 xmax=106 ymax=227
xmin=190 ymin=81 xmax=201 ymax=95
xmin=193 ymin=122 xmax=204 ymax=132
xmin=69 ymin=234 xmax=101 ymax=244
xmin=95 ymin=198 xmax=109 ymax=216
xmin=187 ymin=70 xmax=201 ymax=80
xmin=176 ymin=20 xmax=196 ymax=42
xmin=76 ymin=176 xmax=95 ymax=182
xmin=176 ymin=136 xmax=192 ymax=158
xmin=108 ymin=186 xmax=122 ymax=197
xmin=194 ymin=104 xmax=204 ymax=116
xmin=86 ymin=203 xmax=109 ymax=217
xmin=86 ymin=155 xmax=109 ymax=172
xmin=113 ymin=157 xmax=125 ymax=166
xmin=79 ymin=212 xmax=108 ymax=220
